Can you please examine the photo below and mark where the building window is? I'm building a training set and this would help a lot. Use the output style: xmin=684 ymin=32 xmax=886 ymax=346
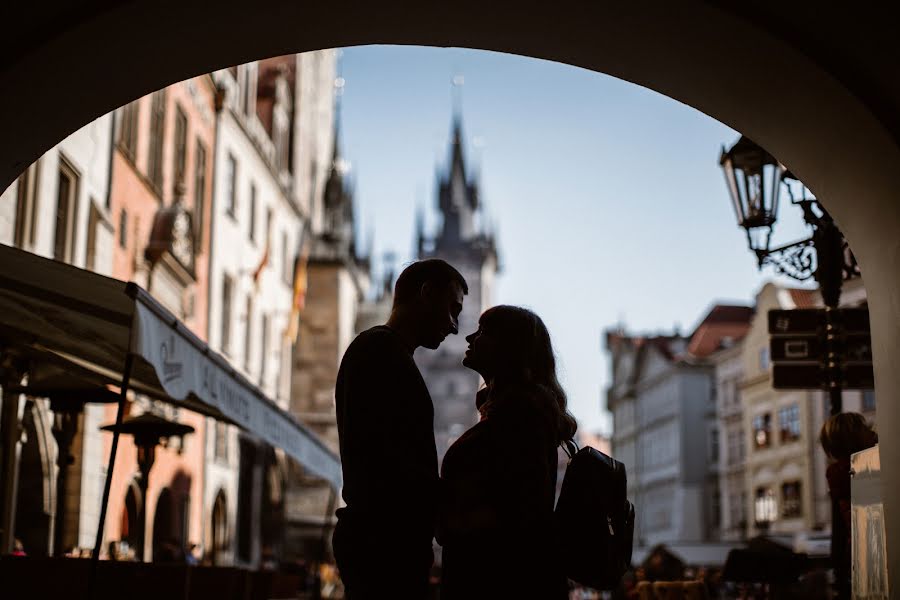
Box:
xmin=727 ymin=428 xmax=745 ymax=465
xmin=193 ymin=139 xmax=207 ymax=243
xmin=274 ymin=114 xmax=289 ymax=173
xmin=754 ymin=487 xmax=777 ymax=525
xmin=13 ymin=162 xmax=40 ymax=249
xmin=265 ymin=207 xmax=273 ymax=246
xmin=710 ymin=427 xmax=719 ymax=463
xmin=779 ymin=404 xmax=801 ymax=443
xmin=244 ymin=296 xmax=253 ymax=372
xmin=259 ymin=313 xmax=269 ymax=387
xmin=214 ymin=421 xmax=228 ymax=461
xmin=173 ymin=104 xmax=188 ymax=185
xmin=729 ymin=492 xmax=745 ymax=530
xmin=118 ymin=208 xmax=128 ymax=249
xmin=281 ymin=231 xmax=292 ymax=285
xmin=118 ymin=101 xmax=140 ymax=162
xmin=862 ymin=390 xmax=876 ymax=412
xmin=242 ymin=63 xmax=257 ymax=118
xmin=711 ymin=488 xmax=721 ymax=529
xmin=147 ymin=90 xmax=167 ymax=194
xmin=225 ymin=154 xmax=237 ymax=219
xmin=221 ymin=275 xmax=234 ymax=355
xmin=759 ymin=347 xmax=770 ymax=371
xmin=53 ymin=158 xmax=80 ymax=263
xmin=782 ymin=480 xmax=803 ymax=518
xmin=752 ymin=413 xmax=772 ymax=450
xmin=249 ymin=183 xmax=257 ymax=242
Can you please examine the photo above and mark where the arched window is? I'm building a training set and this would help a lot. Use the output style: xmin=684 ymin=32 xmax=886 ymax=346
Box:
xmin=210 ymin=490 xmax=229 ymax=565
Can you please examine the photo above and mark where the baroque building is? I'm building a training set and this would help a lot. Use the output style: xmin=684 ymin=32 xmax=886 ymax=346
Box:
xmin=285 ymin=118 xmax=373 ymax=560
xmin=101 ymin=74 xmax=217 ymax=563
xmin=740 ymin=281 xmax=872 ymax=542
xmin=415 ymin=116 xmax=499 ymax=463
xmin=606 ymin=305 xmax=752 ymax=553
xmin=0 ymin=111 xmax=115 ymax=556
xmin=205 ymin=51 xmax=337 ymax=568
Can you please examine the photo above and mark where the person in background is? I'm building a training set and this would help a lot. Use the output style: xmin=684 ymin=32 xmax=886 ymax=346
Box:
xmin=819 ymin=411 xmax=878 ymax=598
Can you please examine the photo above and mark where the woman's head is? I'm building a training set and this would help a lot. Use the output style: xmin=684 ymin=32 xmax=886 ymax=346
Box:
xmin=820 ymin=412 xmax=878 ymax=461
xmin=463 ymin=305 xmax=577 ymax=440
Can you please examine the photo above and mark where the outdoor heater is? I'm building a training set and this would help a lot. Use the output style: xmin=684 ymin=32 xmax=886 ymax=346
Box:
xmin=100 ymin=412 xmax=194 ymax=562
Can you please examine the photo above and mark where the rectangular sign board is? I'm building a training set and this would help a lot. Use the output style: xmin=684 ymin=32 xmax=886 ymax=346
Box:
xmin=769 ymin=309 xmax=825 ymax=335
xmin=773 ymin=363 xmax=825 ymax=389
xmin=771 ymin=335 xmax=823 ymax=362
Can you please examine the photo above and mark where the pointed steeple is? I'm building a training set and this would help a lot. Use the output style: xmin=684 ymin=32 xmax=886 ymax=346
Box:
xmin=415 ymin=203 xmax=426 ymax=257
xmin=321 ymin=73 xmax=354 ymax=252
xmin=437 ymin=112 xmax=479 ymax=248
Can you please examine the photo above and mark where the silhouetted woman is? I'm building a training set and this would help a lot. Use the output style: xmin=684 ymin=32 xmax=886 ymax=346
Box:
xmin=437 ymin=305 xmax=577 ymax=599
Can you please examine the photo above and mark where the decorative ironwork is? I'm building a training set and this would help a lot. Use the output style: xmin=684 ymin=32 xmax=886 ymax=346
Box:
xmin=759 ymin=238 xmax=817 ymax=281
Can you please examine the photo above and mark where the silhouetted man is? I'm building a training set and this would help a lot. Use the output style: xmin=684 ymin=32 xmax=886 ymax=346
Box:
xmin=333 ymin=259 xmax=467 ymax=599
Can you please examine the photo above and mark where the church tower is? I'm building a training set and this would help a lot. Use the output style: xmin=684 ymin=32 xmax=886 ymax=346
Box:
xmin=416 ymin=114 xmax=499 ymax=462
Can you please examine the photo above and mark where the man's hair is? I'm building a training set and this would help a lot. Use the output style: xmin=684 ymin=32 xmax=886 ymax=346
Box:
xmin=393 ymin=259 xmax=468 ymax=307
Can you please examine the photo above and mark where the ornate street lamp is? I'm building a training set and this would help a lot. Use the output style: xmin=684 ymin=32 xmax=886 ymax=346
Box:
xmin=719 ymin=135 xmax=860 ymax=308
xmin=720 ymin=135 xmax=864 ymax=416
xmin=100 ymin=412 xmax=194 ymax=561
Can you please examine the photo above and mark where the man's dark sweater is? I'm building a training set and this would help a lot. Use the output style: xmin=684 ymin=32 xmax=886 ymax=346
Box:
xmin=333 ymin=326 xmax=438 ymax=585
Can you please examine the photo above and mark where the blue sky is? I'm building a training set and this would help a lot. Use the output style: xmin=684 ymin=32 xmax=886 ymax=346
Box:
xmin=338 ymin=46 xmax=812 ymax=434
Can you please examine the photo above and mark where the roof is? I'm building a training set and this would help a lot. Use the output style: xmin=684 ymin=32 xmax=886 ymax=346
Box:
xmin=687 ymin=304 xmax=754 ymax=358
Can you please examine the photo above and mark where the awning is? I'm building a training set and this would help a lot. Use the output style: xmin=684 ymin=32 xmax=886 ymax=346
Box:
xmin=0 ymin=243 xmax=341 ymax=489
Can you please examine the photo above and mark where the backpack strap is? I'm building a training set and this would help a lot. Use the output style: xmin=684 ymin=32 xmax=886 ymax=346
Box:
xmin=562 ymin=438 xmax=579 ymax=459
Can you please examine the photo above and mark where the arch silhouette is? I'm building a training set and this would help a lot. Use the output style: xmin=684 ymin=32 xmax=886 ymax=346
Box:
xmin=4 ymin=0 xmax=900 ymax=586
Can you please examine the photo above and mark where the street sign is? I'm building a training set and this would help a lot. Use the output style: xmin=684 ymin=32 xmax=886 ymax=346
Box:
xmin=769 ymin=307 xmax=874 ymax=390
xmin=835 ymin=308 xmax=870 ymax=334
xmin=843 ymin=363 xmax=875 ymax=389
xmin=771 ymin=335 xmax=822 ymax=361
xmin=768 ymin=309 xmax=825 ymax=335
xmin=773 ymin=364 xmax=826 ymax=389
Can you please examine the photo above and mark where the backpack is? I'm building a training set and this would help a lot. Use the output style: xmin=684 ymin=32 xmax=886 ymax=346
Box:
xmin=555 ymin=441 xmax=635 ymax=590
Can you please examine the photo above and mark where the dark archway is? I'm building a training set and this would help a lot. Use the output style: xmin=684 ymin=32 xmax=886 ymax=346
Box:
xmin=210 ymin=490 xmax=229 ymax=566
xmin=5 ymin=1 xmax=900 ymax=586
xmin=260 ymin=448 xmax=285 ymax=566
xmin=120 ymin=479 xmax=141 ymax=557
xmin=151 ymin=487 xmax=177 ymax=562
xmin=13 ymin=400 xmax=54 ymax=556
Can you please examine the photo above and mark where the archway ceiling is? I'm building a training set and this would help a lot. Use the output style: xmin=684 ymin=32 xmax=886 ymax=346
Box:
xmin=3 ymin=0 xmax=900 ymax=244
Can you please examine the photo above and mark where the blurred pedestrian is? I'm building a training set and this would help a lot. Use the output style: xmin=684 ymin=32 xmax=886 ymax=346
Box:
xmin=820 ymin=411 xmax=878 ymax=598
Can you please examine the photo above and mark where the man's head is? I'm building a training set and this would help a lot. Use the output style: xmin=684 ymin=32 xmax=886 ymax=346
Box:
xmin=392 ymin=259 xmax=468 ymax=349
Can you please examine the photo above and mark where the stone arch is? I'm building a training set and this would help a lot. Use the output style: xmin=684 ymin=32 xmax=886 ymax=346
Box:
xmin=4 ymin=1 xmax=900 ymax=585
xmin=151 ymin=486 xmax=176 ymax=562
xmin=13 ymin=399 xmax=55 ymax=556
xmin=120 ymin=478 xmax=142 ymax=555
xmin=209 ymin=489 xmax=229 ymax=565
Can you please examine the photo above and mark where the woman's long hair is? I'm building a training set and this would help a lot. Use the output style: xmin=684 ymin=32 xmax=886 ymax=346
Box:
xmin=477 ymin=305 xmax=578 ymax=443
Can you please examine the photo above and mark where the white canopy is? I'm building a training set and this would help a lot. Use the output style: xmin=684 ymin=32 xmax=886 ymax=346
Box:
xmin=0 ymin=243 xmax=341 ymax=489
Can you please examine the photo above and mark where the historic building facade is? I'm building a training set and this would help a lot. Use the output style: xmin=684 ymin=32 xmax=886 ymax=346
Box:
xmin=205 ymin=51 xmax=337 ymax=567
xmin=285 ymin=120 xmax=372 ymax=559
xmin=711 ymin=338 xmax=749 ymax=542
xmin=415 ymin=117 xmax=499 ymax=463
xmin=0 ymin=113 xmax=115 ymax=556
xmin=102 ymin=74 xmax=218 ymax=562
xmin=606 ymin=305 xmax=752 ymax=550
xmin=740 ymin=280 xmax=872 ymax=541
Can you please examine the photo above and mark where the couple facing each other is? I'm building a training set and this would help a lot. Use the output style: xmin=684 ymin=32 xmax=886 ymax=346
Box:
xmin=333 ymin=259 xmax=576 ymax=599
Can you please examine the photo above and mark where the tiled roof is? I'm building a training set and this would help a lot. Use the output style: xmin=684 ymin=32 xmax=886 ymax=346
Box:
xmin=788 ymin=287 xmax=820 ymax=308
xmin=687 ymin=304 xmax=753 ymax=358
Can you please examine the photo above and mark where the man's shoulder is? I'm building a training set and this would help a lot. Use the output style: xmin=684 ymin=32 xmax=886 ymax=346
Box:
xmin=342 ymin=326 xmax=403 ymax=364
